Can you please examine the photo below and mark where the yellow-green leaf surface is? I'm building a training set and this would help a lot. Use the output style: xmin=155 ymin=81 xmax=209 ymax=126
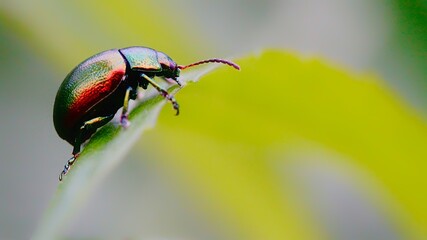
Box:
xmin=33 ymin=50 xmax=427 ymax=239
xmin=139 ymin=50 xmax=427 ymax=240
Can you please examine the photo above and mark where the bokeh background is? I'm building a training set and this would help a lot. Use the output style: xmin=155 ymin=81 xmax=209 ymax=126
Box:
xmin=0 ymin=0 xmax=426 ymax=239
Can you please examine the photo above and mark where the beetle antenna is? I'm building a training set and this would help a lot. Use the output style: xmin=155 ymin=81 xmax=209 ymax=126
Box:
xmin=178 ymin=59 xmax=240 ymax=70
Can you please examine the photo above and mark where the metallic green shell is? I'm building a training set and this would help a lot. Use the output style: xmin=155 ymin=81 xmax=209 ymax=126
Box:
xmin=119 ymin=46 xmax=161 ymax=71
xmin=53 ymin=49 xmax=126 ymax=143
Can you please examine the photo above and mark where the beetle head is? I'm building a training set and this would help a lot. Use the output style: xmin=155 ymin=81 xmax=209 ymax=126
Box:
xmin=157 ymin=52 xmax=240 ymax=87
xmin=157 ymin=51 xmax=181 ymax=80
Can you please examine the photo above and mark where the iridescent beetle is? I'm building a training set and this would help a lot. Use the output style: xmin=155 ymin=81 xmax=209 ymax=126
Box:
xmin=53 ymin=46 xmax=240 ymax=181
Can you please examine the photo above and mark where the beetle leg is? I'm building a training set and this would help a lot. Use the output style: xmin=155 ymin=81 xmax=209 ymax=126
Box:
xmin=141 ymin=74 xmax=180 ymax=115
xmin=59 ymin=115 xmax=114 ymax=181
xmin=173 ymin=77 xmax=183 ymax=87
xmin=121 ymin=86 xmax=132 ymax=128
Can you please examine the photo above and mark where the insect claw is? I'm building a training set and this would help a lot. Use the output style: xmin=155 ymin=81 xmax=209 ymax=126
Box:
xmin=174 ymin=103 xmax=180 ymax=115
xmin=59 ymin=154 xmax=78 ymax=181
xmin=120 ymin=115 xmax=131 ymax=129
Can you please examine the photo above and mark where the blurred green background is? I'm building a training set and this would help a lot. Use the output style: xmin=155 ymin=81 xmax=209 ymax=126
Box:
xmin=0 ymin=0 xmax=426 ymax=239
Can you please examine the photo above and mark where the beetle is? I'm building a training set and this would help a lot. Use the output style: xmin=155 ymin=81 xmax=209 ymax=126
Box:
xmin=53 ymin=46 xmax=240 ymax=181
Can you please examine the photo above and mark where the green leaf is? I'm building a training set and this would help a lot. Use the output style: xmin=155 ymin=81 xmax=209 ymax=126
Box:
xmin=139 ymin=50 xmax=427 ymax=240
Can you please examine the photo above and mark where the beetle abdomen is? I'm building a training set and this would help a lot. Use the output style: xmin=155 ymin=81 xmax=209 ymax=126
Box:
xmin=53 ymin=49 xmax=126 ymax=143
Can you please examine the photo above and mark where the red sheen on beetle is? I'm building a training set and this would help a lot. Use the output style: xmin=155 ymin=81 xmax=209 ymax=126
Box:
xmin=65 ymin=69 xmax=125 ymax=128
